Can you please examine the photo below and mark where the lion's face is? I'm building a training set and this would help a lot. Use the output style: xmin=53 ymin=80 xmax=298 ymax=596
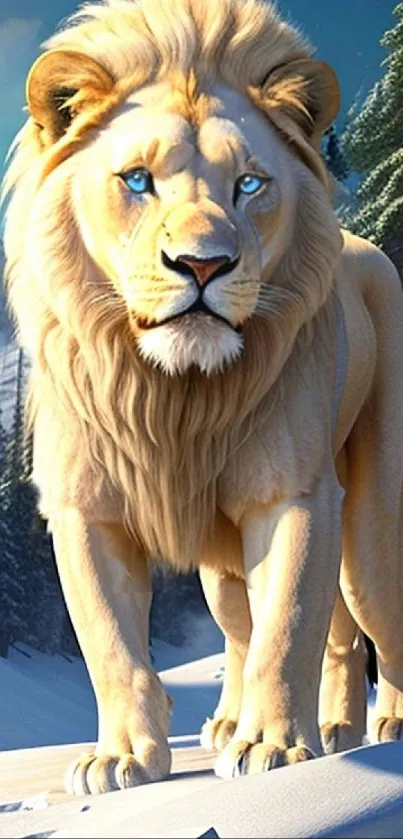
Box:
xmin=70 ymin=82 xmax=296 ymax=375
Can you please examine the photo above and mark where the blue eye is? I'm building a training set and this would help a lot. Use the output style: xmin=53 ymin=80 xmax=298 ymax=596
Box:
xmin=237 ymin=173 xmax=265 ymax=196
xmin=122 ymin=168 xmax=154 ymax=195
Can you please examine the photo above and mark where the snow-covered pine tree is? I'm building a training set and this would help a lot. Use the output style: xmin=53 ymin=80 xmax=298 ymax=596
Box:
xmin=0 ymin=505 xmax=25 ymax=656
xmin=341 ymin=3 xmax=403 ymax=275
xmin=0 ymin=401 xmax=26 ymax=653
xmin=323 ymin=125 xmax=349 ymax=183
xmin=15 ymin=430 xmax=80 ymax=655
xmin=18 ymin=431 xmax=52 ymax=652
xmin=0 ymin=349 xmax=77 ymax=655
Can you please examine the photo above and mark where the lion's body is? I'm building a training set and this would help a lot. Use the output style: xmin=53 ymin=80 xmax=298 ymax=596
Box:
xmin=3 ymin=0 xmax=403 ymax=794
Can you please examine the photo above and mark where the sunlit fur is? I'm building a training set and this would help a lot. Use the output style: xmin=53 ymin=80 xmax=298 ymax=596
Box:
xmin=2 ymin=0 xmax=342 ymax=568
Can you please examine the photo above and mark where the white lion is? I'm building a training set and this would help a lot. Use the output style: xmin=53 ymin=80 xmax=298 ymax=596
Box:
xmin=3 ymin=0 xmax=403 ymax=795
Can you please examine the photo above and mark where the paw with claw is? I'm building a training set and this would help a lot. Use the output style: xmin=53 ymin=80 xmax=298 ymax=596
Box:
xmin=215 ymin=738 xmax=316 ymax=778
xmin=66 ymin=671 xmax=172 ymax=795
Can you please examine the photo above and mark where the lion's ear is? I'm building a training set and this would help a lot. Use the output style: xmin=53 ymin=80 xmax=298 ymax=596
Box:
xmin=261 ymin=59 xmax=340 ymax=148
xmin=26 ymin=50 xmax=115 ymax=144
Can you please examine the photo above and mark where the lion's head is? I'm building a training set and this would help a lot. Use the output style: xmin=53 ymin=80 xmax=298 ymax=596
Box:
xmin=4 ymin=0 xmax=341 ymax=378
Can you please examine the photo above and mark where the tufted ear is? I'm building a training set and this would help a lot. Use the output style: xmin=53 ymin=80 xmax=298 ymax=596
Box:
xmin=26 ymin=50 xmax=115 ymax=144
xmin=260 ymin=59 xmax=340 ymax=149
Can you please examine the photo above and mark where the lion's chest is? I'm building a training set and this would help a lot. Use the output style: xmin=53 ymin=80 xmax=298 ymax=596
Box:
xmin=217 ymin=373 xmax=332 ymax=525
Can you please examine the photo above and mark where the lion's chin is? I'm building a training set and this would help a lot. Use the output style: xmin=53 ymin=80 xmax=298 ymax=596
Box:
xmin=136 ymin=314 xmax=244 ymax=376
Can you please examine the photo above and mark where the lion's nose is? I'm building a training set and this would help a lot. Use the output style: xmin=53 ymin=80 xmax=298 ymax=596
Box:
xmin=161 ymin=252 xmax=239 ymax=287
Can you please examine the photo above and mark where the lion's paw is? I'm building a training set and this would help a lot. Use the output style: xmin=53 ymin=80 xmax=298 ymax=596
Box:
xmin=321 ymin=721 xmax=363 ymax=754
xmin=66 ymin=742 xmax=172 ymax=795
xmin=214 ymin=739 xmax=316 ymax=779
xmin=200 ymin=716 xmax=237 ymax=752
xmin=374 ymin=716 xmax=403 ymax=742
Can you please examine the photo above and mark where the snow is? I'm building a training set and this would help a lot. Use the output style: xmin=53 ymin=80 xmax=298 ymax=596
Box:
xmin=0 ymin=616 xmax=224 ymax=750
xmin=0 ymin=620 xmax=403 ymax=838
xmin=0 ymin=645 xmax=97 ymax=750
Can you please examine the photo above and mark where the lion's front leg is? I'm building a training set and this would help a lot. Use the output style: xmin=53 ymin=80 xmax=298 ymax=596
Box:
xmin=215 ymin=473 xmax=344 ymax=779
xmin=50 ymin=510 xmax=171 ymax=795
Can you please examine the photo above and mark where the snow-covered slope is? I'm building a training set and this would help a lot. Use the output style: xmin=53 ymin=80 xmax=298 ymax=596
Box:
xmin=1 ymin=626 xmax=403 ymax=839
xmin=2 ymin=738 xmax=403 ymax=839
xmin=0 ymin=616 xmax=224 ymax=751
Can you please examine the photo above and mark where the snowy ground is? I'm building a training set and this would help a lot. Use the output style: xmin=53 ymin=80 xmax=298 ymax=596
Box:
xmin=0 ymin=614 xmax=225 ymax=751
xmin=1 ymin=618 xmax=403 ymax=838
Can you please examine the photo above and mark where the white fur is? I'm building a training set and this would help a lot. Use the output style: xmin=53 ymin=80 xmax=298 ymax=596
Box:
xmin=137 ymin=314 xmax=244 ymax=375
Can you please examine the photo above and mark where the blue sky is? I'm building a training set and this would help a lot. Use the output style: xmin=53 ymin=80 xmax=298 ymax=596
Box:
xmin=0 ymin=0 xmax=396 ymax=180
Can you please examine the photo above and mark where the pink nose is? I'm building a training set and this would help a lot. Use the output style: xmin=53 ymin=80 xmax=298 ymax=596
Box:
xmin=177 ymin=255 xmax=231 ymax=287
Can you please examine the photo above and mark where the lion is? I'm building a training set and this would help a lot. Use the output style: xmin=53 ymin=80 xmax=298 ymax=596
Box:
xmin=3 ymin=0 xmax=403 ymax=796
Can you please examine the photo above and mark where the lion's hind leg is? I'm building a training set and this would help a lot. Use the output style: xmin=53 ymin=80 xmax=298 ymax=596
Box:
xmin=200 ymin=632 xmax=248 ymax=752
xmin=199 ymin=567 xmax=252 ymax=752
xmin=367 ymin=503 xmax=403 ymax=742
xmin=319 ymin=586 xmax=367 ymax=754
xmin=339 ymin=280 xmax=403 ymax=748
xmin=341 ymin=510 xmax=403 ymax=748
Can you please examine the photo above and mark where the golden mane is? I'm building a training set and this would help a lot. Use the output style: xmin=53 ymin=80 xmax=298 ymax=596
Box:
xmin=2 ymin=0 xmax=341 ymax=569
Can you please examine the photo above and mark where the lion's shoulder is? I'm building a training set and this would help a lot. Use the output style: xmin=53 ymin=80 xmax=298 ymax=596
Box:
xmin=341 ymin=229 xmax=400 ymax=280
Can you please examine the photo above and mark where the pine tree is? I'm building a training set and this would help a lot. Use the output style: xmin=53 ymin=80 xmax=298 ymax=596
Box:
xmin=0 ymin=350 xmax=30 ymax=649
xmin=0 ymin=406 xmax=9 ymax=635
xmin=0 ymin=348 xmax=79 ymax=656
xmin=12 ymin=430 xmax=80 ymax=655
xmin=341 ymin=4 xmax=403 ymax=274
xmin=0 ymin=348 xmax=30 ymax=505
xmin=16 ymin=432 xmax=51 ymax=651
xmin=323 ymin=125 xmax=349 ymax=183
xmin=0 ymin=415 xmax=18 ymax=655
